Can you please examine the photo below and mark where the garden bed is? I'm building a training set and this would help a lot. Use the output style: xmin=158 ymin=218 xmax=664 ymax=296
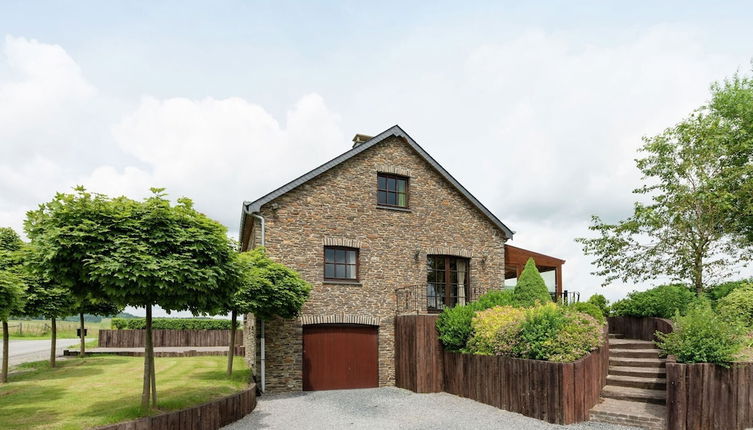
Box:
xmin=395 ymin=314 xmax=609 ymax=424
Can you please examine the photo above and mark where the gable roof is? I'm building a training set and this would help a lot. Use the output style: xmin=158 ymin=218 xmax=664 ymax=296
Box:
xmin=241 ymin=125 xmax=514 ymax=240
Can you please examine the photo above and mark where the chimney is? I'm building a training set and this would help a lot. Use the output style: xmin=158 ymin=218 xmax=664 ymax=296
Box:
xmin=352 ymin=134 xmax=373 ymax=148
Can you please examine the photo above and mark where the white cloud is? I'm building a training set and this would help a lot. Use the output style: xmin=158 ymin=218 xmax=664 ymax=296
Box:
xmin=1 ymin=24 xmax=751 ymax=312
xmin=89 ymin=92 xmax=344 ymax=230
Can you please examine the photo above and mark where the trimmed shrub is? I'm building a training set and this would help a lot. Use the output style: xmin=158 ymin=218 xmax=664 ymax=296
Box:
xmin=586 ymin=294 xmax=609 ymax=316
xmin=610 ymin=284 xmax=695 ymax=318
xmin=476 ymin=289 xmax=516 ymax=309
xmin=436 ymin=304 xmax=478 ymax=351
xmin=436 ymin=289 xmax=517 ymax=351
xmin=513 ymin=303 xmax=603 ymax=362
xmin=568 ymin=302 xmax=606 ymax=324
xmin=466 ymin=306 xmax=525 ymax=355
xmin=657 ymin=300 xmax=745 ymax=367
xmin=717 ymin=285 xmax=753 ymax=327
xmin=111 ymin=318 xmax=234 ymax=330
xmin=512 ymin=258 xmax=552 ymax=307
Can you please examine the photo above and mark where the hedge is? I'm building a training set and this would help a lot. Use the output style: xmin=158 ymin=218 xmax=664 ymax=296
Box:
xmin=112 ymin=318 xmax=233 ymax=330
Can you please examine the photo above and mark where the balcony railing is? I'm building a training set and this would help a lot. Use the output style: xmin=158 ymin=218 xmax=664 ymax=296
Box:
xmin=396 ymin=284 xmax=580 ymax=314
xmin=551 ymin=290 xmax=580 ymax=305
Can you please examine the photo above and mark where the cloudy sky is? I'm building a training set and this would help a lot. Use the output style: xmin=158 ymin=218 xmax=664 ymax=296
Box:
xmin=2 ymin=1 xmax=753 ymax=315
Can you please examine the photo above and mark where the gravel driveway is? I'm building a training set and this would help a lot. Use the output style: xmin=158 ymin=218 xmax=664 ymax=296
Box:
xmin=223 ymin=387 xmax=639 ymax=430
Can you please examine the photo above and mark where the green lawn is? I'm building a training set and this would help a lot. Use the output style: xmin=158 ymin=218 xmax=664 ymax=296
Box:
xmin=0 ymin=355 xmax=251 ymax=430
xmin=7 ymin=319 xmax=112 ymax=340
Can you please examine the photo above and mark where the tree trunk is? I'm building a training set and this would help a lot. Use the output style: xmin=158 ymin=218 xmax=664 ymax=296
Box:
xmin=150 ymin=333 xmax=157 ymax=407
xmin=227 ymin=309 xmax=237 ymax=376
xmin=50 ymin=317 xmax=57 ymax=368
xmin=141 ymin=305 xmax=153 ymax=410
xmin=2 ymin=320 xmax=8 ymax=383
xmin=79 ymin=312 xmax=86 ymax=358
xmin=693 ymin=254 xmax=704 ymax=297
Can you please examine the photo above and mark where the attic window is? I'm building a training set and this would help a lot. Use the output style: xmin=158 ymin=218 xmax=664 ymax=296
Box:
xmin=377 ymin=173 xmax=409 ymax=208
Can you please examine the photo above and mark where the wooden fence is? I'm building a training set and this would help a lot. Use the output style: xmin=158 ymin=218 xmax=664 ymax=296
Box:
xmin=95 ymin=384 xmax=256 ymax=430
xmin=98 ymin=329 xmax=243 ymax=347
xmin=394 ymin=314 xmax=444 ymax=392
xmin=394 ymin=315 xmax=610 ymax=424
xmin=666 ymin=361 xmax=753 ymax=430
xmin=607 ymin=316 xmax=673 ymax=341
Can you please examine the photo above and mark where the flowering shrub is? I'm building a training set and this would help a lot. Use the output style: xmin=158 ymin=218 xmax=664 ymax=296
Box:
xmin=466 ymin=306 xmax=525 ymax=355
xmin=464 ymin=302 xmax=604 ymax=362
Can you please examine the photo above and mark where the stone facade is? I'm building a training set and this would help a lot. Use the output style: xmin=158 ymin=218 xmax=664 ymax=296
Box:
xmin=243 ymin=136 xmax=507 ymax=392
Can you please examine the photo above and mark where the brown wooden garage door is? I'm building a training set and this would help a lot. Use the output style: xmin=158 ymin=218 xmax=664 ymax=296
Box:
xmin=302 ymin=324 xmax=378 ymax=391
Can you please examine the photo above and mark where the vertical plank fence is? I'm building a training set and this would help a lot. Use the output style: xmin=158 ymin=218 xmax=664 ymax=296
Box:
xmin=98 ymin=329 xmax=243 ymax=347
xmin=666 ymin=361 xmax=753 ymax=430
xmin=607 ymin=316 xmax=673 ymax=341
xmin=395 ymin=315 xmax=609 ymax=424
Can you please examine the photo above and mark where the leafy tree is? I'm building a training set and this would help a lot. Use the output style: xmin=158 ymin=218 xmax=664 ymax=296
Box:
xmin=24 ymin=187 xmax=240 ymax=410
xmin=709 ymin=72 xmax=753 ymax=244
xmin=0 ymin=227 xmax=27 ymax=383
xmin=19 ymin=278 xmax=74 ymax=367
xmin=577 ymin=109 xmax=750 ymax=296
xmin=225 ymin=247 xmax=311 ymax=375
xmin=73 ymin=298 xmax=122 ymax=357
xmin=512 ymin=258 xmax=552 ymax=306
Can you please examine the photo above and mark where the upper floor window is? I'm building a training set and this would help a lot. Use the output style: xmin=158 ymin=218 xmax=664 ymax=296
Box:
xmin=324 ymin=246 xmax=358 ymax=281
xmin=377 ymin=173 xmax=409 ymax=208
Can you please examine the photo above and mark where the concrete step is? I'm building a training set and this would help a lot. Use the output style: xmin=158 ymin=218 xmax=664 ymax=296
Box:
xmin=608 ymin=333 xmax=625 ymax=339
xmin=610 ymin=348 xmax=663 ymax=359
xmin=602 ymin=385 xmax=666 ymax=405
xmin=610 ymin=356 xmax=666 ymax=368
xmin=590 ymin=398 xmax=666 ymax=430
xmin=609 ymin=366 xmax=666 ymax=378
xmin=609 ymin=338 xmax=658 ymax=350
xmin=607 ymin=374 xmax=666 ymax=390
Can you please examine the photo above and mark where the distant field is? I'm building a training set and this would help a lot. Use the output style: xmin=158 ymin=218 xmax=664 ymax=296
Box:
xmin=6 ymin=319 xmax=112 ymax=340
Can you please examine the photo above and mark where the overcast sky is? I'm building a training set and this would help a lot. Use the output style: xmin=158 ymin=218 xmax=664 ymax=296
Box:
xmin=2 ymin=1 xmax=753 ymax=316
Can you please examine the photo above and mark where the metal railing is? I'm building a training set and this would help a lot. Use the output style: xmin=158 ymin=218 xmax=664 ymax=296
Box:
xmin=551 ymin=290 xmax=580 ymax=305
xmin=396 ymin=285 xmax=580 ymax=314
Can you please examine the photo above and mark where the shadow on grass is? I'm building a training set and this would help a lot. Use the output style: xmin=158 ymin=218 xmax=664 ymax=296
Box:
xmin=0 ymin=386 xmax=67 ymax=430
xmin=77 ymin=384 xmax=249 ymax=426
xmin=12 ymin=357 xmax=131 ymax=381
xmin=189 ymin=367 xmax=252 ymax=385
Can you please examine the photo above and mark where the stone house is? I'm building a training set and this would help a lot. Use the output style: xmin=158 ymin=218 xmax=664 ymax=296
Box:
xmin=239 ymin=125 xmax=565 ymax=392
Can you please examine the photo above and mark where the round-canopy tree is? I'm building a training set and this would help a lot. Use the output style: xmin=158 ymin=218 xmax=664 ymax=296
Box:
xmin=19 ymin=278 xmax=74 ymax=368
xmin=25 ymin=187 xmax=241 ymax=409
xmin=224 ymin=247 xmax=311 ymax=376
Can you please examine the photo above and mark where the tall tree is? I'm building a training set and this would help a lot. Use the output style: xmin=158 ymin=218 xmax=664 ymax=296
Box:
xmin=225 ymin=248 xmax=310 ymax=376
xmin=577 ymin=110 xmax=750 ymax=296
xmin=25 ymin=187 xmax=241 ymax=410
xmin=0 ymin=227 xmax=26 ymax=383
xmin=709 ymin=72 xmax=753 ymax=242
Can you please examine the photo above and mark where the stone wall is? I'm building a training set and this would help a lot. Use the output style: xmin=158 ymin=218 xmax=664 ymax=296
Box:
xmin=245 ymin=136 xmax=507 ymax=392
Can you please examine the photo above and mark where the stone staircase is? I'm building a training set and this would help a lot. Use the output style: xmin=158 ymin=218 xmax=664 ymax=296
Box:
xmin=589 ymin=333 xmax=667 ymax=430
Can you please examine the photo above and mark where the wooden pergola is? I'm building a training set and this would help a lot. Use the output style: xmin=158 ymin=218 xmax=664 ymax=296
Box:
xmin=504 ymin=244 xmax=566 ymax=297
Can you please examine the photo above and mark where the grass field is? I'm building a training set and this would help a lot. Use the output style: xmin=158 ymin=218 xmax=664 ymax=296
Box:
xmin=0 ymin=355 xmax=250 ymax=430
xmin=6 ymin=319 xmax=112 ymax=340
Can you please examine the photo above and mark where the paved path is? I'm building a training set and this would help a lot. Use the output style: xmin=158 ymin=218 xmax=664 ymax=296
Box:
xmin=223 ymin=387 xmax=641 ymax=430
xmin=0 ymin=338 xmax=84 ymax=366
